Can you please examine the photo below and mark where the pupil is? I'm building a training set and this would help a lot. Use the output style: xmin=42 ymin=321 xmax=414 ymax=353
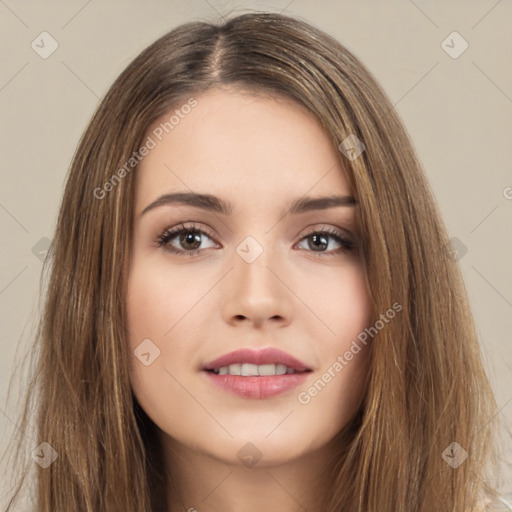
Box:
xmin=181 ymin=231 xmax=201 ymax=250
xmin=311 ymin=234 xmax=327 ymax=251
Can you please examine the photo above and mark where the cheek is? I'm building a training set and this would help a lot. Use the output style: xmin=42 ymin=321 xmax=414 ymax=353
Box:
xmin=329 ymin=265 xmax=372 ymax=371
xmin=300 ymin=258 xmax=371 ymax=342
xmin=300 ymin=262 xmax=372 ymax=413
xmin=125 ymin=257 xmax=215 ymax=388
xmin=125 ymin=259 xmax=204 ymax=346
xmin=125 ymin=262 xmax=195 ymax=429
xmin=126 ymin=268 xmax=168 ymax=345
xmin=125 ymin=262 xmax=181 ymax=385
xmin=337 ymin=270 xmax=372 ymax=343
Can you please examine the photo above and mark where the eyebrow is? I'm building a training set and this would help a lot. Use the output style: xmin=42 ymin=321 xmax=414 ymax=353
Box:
xmin=140 ymin=192 xmax=356 ymax=218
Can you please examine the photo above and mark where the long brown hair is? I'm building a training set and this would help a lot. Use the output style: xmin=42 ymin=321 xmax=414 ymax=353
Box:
xmin=2 ymin=11 xmax=501 ymax=512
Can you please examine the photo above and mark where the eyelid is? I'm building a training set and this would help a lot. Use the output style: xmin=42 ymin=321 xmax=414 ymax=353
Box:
xmin=296 ymin=223 xmax=354 ymax=240
xmin=155 ymin=221 xmax=218 ymax=247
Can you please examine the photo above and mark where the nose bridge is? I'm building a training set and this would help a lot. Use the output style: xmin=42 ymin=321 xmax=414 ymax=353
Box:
xmin=222 ymin=232 xmax=292 ymax=326
xmin=235 ymin=234 xmax=281 ymax=299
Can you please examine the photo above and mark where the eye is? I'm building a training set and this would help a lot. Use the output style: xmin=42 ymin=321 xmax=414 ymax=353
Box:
xmin=295 ymin=226 xmax=355 ymax=255
xmin=156 ymin=222 xmax=218 ymax=257
xmin=155 ymin=223 xmax=355 ymax=257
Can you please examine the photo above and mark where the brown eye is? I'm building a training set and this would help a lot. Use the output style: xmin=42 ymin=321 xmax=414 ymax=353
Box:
xmin=178 ymin=231 xmax=203 ymax=251
xmin=156 ymin=223 xmax=218 ymax=256
xmin=296 ymin=228 xmax=355 ymax=255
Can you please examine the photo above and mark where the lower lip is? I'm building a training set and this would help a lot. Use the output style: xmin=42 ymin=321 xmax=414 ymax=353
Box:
xmin=203 ymin=371 xmax=310 ymax=399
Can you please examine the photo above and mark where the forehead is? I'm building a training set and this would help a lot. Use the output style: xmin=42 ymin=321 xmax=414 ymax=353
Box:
xmin=135 ymin=88 xmax=350 ymax=210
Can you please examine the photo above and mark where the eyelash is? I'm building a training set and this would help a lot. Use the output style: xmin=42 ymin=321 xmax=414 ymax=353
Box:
xmin=155 ymin=222 xmax=355 ymax=258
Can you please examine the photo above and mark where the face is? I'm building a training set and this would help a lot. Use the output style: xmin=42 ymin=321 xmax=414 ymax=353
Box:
xmin=126 ymin=87 xmax=372 ymax=467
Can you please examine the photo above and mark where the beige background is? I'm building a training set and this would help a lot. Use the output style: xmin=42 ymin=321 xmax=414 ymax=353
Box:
xmin=1 ymin=0 xmax=511 ymax=506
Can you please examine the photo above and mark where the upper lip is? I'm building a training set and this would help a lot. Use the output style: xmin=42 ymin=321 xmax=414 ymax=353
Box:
xmin=202 ymin=347 xmax=311 ymax=372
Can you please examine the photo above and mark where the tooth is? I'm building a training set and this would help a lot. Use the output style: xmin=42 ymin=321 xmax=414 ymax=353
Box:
xmin=241 ymin=363 xmax=259 ymax=376
xmin=275 ymin=364 xmax=287 ymax=375
xmin=228 ymin=364 xmax=242 ymax=376
xmin=258 ymin=364 xmax=276 ymax=376
xmin=212 ymin=363 xmax=297 ymax=376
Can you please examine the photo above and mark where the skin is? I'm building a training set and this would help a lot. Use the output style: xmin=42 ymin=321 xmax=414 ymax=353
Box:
xmin=126 ymin=87 xmax=373 ymax=512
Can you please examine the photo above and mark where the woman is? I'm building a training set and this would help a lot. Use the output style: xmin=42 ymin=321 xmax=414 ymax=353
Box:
xmin=2 ymin=11 xmax=506 ymax=512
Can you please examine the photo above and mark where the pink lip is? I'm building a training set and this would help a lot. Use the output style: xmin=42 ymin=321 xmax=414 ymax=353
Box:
xmin=202 ymin=347 xmax=311 ymax=372
xmin=202 ymin=347 xmax=312 ymax=400
xmin=203 ymin=372 xmax=310 ymax=399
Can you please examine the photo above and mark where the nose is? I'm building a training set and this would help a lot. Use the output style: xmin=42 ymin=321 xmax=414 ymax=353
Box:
xmin=221 ymin=243 xmax=293 ymax=329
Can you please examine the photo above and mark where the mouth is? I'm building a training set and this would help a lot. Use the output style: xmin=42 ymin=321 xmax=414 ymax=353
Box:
xmin=205 ymin=363 xmax=305 ymax=376
xmin=201 ymin=347 xmax=312 ymax=399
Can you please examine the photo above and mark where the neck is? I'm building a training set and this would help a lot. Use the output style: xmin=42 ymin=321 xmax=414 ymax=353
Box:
xmin=162 ymin=435 xmax=338 ymax=512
